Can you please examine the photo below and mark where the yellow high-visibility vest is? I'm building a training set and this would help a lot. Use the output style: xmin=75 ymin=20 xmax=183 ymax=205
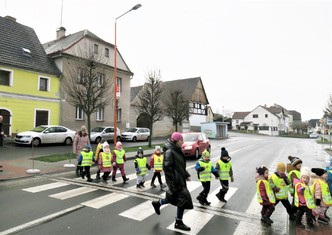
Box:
xmin=256 ymin=179 xmax=276 ymax=204
xmin=153 ymin=154 xmax=163 ymax=171
xmin=198 ymin=161 xmax=212 ymax=182
xmin=114 ymin=149 xmax=125 ymax=164
xmin=81 ymin=151 xmax=93 ymax=166
xmin=312 ymin=179 xmax=332 ymax=206
xmin=294 ymin=182 xmax=315 ymax=209
xmin=101 ymin=152 xmax=112 ymax=167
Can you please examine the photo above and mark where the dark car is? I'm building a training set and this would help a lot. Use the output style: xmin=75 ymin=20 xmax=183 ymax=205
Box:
xmin=181 ymin=132 xmax=211 ymax=159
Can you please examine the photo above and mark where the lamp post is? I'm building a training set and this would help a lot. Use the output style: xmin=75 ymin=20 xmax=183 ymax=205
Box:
xmin=113 ymin=4 xmax=141 ymax=147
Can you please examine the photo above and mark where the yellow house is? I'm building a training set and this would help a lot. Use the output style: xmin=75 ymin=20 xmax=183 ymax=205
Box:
xmin=0 ymin=16 xmax=61 ymax=136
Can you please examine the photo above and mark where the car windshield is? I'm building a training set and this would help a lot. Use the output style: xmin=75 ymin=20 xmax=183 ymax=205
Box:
xmin=183 ymin=133 xmax=198 ymax=142
xmin=126 ymin=128 xmax=138 ymax=133
xmin=31 ymin=126 xmax=48 ymax=132
xmin=91 ymin=127 xmax=105 ymax=132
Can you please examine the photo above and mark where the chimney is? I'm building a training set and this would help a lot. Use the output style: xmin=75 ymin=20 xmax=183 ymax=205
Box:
xmin=4 ymin=16 xmax=16 ymax=22
xmin=56 ymin=26 xmax=66 ymax=40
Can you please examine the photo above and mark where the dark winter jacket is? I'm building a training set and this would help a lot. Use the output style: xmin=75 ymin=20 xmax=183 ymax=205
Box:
xmin=163 ymin=139 xmax=193 ymax=209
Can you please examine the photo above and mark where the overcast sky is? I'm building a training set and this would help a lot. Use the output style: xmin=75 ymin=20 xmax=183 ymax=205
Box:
xmin=1 ymin=0 xmax=331 ymax=121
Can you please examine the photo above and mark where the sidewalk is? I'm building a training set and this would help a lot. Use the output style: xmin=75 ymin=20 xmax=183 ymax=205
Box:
xmin=0 ymin=148 xmax=155 ymax=181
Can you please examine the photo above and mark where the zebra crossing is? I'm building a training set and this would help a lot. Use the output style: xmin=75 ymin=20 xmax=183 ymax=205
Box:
xmin=21 ymin=174 xmax=243 ymax=234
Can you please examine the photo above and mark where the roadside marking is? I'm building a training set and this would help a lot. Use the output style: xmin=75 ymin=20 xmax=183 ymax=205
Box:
xmin=22 ymin=182 xmax=69 ymax=193
xmin=49 ymin=187 xmax=97 ymax=200
xmin=81 ymin=193 xmax=129 ymax=209
xmin=0 ymin=205 xmax=83 ymax=235
xmin=166 ymin=210 xmax=214 ymax=235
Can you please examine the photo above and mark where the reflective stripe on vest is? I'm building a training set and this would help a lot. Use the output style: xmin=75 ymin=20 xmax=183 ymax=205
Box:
xmin=101 ymin=152 xmax=112 ymax=167
xmin=81 ymin=151 xmax=93 ymax=166
xmin=312 ymin=179 xmax=332 ymax=206
xmin=294 ymin=182 xmax=315 ymax=209
xmin=114 ymin=150 xmax=125 ymax=164
xmin=217 ymin=160 xmax=231 ymax=180
xmin=256 ymin=179 xmax=276 ymax=204
xmin=198 ymin=161 xmax=212 ymax=182
xmin=270 ymin=174 xmax=289 ymax=199
xmin=136 ymin=157 xmax=147 ymax=176
xmin=153 ymin=154 xmax=163 ymax=171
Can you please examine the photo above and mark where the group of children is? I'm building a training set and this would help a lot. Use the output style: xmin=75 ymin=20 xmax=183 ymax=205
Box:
xmin=256 ymin=155 xmax=332 ymax=230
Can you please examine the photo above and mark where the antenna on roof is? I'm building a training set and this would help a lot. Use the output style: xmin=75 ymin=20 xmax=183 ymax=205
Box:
xmin=60 ymin=0 xmax=64 ymax=26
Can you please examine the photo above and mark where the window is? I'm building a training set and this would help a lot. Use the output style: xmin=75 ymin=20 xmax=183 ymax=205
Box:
xmin=117 ymin=108 xmax=121 ymax=122
xmin=39 ymin=76 xmax=50 ymax=91
xmin=253 ymin=114 xmax=258 ymax=118
xmin=0 ymin=69 xmax=13 ymax=86
xmin=189 ymin=102 xmax=207 ymax=115
xmin=97 ymin=73 xmax=105 ymax=87
xmin=76 ymin=107 xmax=84 ymax=120
xmin=105 ymin=48 xmax=109 ymax=57
xmin=94 ymin=44 xmax=99 ymax=54
xmin=96 ymin=107 xmax=104 ymax=121
xmin=117 ymin=77 xmax=122 ymax=91
xmin=35 ymin=110 xmax=49 ymax=126
xmin=265 ymin=114 xmax=268 ymax=118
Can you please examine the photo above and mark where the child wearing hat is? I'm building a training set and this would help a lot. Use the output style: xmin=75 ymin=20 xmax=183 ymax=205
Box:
xmin=269 ymin=162 xmax=296 ymax=220
xmin=134 ymin=147 xmax=151 ymax=189
xmin=195 ymin=149 xmax=219 ymax=205
xmin=215 ymin=147 xmax=234 ymax=203
xmin=98 ymin=142 xmax=112 ymax=184
xmin=78 ymin=144 xmax=94 ymax=182
xmin=288 ymin=155 xmax=303 ymax=213
xmin=311 ymin=167 xmax=332 ymax=224
xmin=256 ymin=165 xmax=275 ymax=225
xmin=149 ymin=146 xmax=167 ymax=189
xmin=94 ymin=138 xmax=107 ymax=180
xmin=294 ymin=166 xmax=315 ymax=230
xmin=111 ymin=141 xmax=129 ymax=183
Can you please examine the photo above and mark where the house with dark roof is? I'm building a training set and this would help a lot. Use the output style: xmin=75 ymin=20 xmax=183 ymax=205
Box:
xmin=0 ymin=16 xmax=61 ymax=136
xmin=130 ymin=77 xmax=210 ymax=137
xmin=43 ymin=27 xmax=133 ymax=132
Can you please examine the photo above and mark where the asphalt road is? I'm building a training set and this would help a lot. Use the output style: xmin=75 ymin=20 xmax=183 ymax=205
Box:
xmin=0 ymin=133 xmax=330 ymax=235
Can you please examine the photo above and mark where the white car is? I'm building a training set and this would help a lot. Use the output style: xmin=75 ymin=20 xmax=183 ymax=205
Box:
xmin=90 ymin=126 xmax=121 ymax=143
xmin=309 ymin=132 xmax=318 ymax=138
xmin=121 ymin=127 xmax=150 ymax=142
xmin=14 ymin=125 xmax=76 ymax=147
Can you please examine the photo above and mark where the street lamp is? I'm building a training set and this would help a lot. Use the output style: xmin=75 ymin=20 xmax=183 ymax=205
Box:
xmin=113 ymin=4 xmax=142 ymax=147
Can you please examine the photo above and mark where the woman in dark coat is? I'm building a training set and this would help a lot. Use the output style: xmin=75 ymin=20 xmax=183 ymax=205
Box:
xmin=151 ymin=132 xmax=193 ymax=231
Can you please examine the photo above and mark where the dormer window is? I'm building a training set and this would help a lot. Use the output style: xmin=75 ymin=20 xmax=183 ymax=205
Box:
xmin=22 ymin=47 xmax=31 ymax=57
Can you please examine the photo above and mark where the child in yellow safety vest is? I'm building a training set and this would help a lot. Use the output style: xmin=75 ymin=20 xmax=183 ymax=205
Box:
xmin=134 ymin=147 xmax=151 ymax=189
xmin=98 ymin=142 xmax=112 ymax=184
xmin=256 ymin=165 xmax=275 ymax=225
xmin=78 ymin=144 xmax=94 ymax=182
xmin=195 ymin=149 xmax=219 ymax=205
xmin=287 ymin=155 xmax=303 ymax=214
xmin=215 ymin=147 xmax=234 ymax=203
xmin=94 ymin=138 xmax=106 ymax=180
xmin=111 ymin=141 xmax=129 ymax=183
xmin=294 ymin=167 xmax=315 ymax=230
xmin=149 ymin=146 xmax=167 ymax=189
xmin=311 ymin=168 xmax=332 ymax=224
xmin=269 ymin=162 xmax=296 ymax=220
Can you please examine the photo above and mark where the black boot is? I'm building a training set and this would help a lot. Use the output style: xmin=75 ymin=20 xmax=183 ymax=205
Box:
xmin=175 ymin=219 xmax=191 ymax=231
xmin=151 ymin=200 xmax=161 ymax=215
xmin=75 ymin=166 xmax=80 ymax=177
xmin=196 ymin=194 xmax=204 ymax=205
xmin=140 ymin=181 xmax=145 ymax=188
xmin=122 ymin=175 xmax=129 ymax=184
xmin=203 ymin=196 xmax=211 ymax=205
xmin=96 ymin=172 xmax=101 ymax=180
xmin=112 ymin=175 xmax=117 ymax=182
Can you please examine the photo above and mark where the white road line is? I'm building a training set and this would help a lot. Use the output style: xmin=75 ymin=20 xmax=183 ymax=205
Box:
xmin=166 ymin=210 xmax=214 ymax=235
xmin=0 ymin=205 xmax=82 ymax=235
xmin=81 ymin=193 xmax=129 ymax=209
xmin=49 ymin=187 xmax=97 ymax=200
xmin=22 ymin=182 xmax=69 ymax=193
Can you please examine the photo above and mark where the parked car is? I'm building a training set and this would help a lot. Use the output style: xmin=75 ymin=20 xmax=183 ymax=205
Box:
xmin=90 ymin=126 xmax=121 ymax=143
xmin=181 ymin=132 xmax=211 ymax=159
xmin=121 ymin=127 xmax=150 ymax=142
xmin=14 ymin=125 xmax=76 ymax=147
xmin=309 ymin=132 xmax=318 ymax=138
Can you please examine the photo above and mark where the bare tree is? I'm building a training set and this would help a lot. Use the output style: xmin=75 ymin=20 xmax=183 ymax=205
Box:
xmin=62 ymin=56 xmax=112 ymax=139
xmin=132 ymin=71 xmax=164 ymax=147
xmin=164 ymin=89 xmax=189 ymax=131
xmin=323 ymin=94 xmax=332 ymax=119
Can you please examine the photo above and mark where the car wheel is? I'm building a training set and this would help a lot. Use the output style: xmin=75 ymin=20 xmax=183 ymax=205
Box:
xmin=132 ymin=136 xmax=137 ymax=142
xmin=32 ymin=138 xmax=41 ymax=147
xmin=194 ymin=148 xmax=200 ymax=159
xmin=64 ymin=137 xmax=72 ymax=145
xmin=95 ymin=137 xmax=101 ymax=144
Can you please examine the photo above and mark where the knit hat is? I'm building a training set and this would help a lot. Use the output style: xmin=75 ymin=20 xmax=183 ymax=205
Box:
xmin=311 ymin=168 xmax=327 ymax=177
xmin=171 ymin=132 xmax=183 ymax=142
xmin=221 ymin=147 xmax=229 ymax=157
xmin=256 ymin=166 xmax=268 ymax=175
xmin=137 ymin=147 xmax=143 ymax=155
xmin=155 ymin=146 xmax=161 ymax=153
xmin=102 ymin=142 xmax=109 ymax=149
xmin=300 ymin=166 xmax=311 ymax=178
xmin=276 ymin=162 xmax=286 ymax=173
xmin=202 ymin=149 xmax=210 ymax=158
xmin=288 ymin=156 xmax=302 ymax=167
xmin=115 ymin=141 xmax=123 ymax=150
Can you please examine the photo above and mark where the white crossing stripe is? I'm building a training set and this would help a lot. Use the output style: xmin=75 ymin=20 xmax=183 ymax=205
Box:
xmin=166 ymin=210 xmax=214 ymax=234
xmin=81 ymin=193 xmax=129 ymax=209
xmin=49 ymin=187 xmax=97 ymax=200
xmin=22 ymin=182 xmax=69 ymax=193
xmin=119 ymin=181 xmax=202 ymax=221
